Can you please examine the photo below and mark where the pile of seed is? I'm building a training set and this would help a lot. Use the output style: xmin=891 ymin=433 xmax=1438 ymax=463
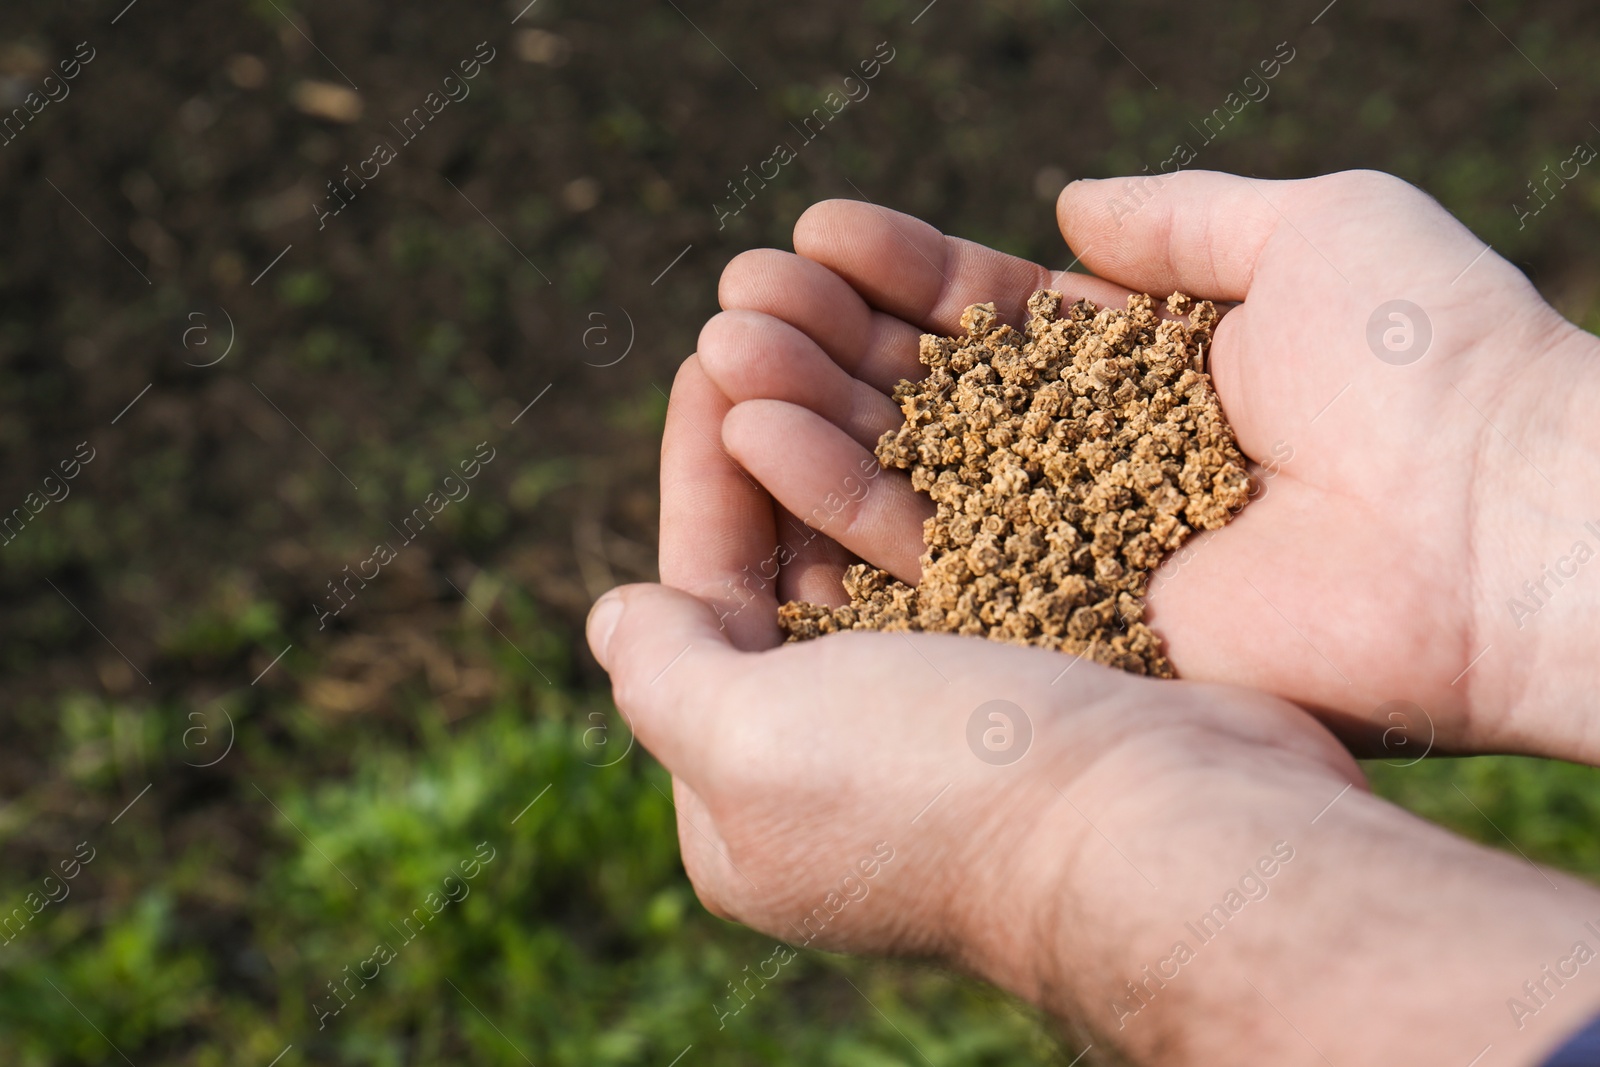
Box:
xmin=777 ymin=289 xmax=1251 ymax=677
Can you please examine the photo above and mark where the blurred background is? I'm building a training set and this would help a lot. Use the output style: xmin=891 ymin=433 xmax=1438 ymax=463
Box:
xmin=2 ymin=0 xmax=1600 ymax=1063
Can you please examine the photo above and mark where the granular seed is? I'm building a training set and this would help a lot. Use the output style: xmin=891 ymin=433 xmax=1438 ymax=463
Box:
xmin=777 ymin=289 xmax=1252 ymax=677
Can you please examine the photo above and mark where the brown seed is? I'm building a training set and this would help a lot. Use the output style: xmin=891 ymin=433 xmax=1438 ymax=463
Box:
xmin=778 ymin=290 xmax=1253 ymax=678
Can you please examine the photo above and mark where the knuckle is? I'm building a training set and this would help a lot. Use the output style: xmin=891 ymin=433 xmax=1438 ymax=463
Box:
xmin=1328 ymin=168 xmax=1418 ymax=203
xmin=606 ymin=657 xmax=667 ymax=738
xmin=608 ymin=674 xmax=649 ymax=732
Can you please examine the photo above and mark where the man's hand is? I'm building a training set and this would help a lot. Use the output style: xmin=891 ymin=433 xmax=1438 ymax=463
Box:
xmin=589 ymin=577 xmax=1600 ymax=1065
xmin=695 ymin=169 xmax=1600 ymax=761
xmin=585 ymin=574 xmax=1362 ymax=977
xmin=594 ymin=343 xmax=1600 ymax=1066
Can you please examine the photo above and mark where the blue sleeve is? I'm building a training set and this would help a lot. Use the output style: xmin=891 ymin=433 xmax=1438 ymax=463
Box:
xmin=1544 ymin=1012 xmax=1600 ymax=1066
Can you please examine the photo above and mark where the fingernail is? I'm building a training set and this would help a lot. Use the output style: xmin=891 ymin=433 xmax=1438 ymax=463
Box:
xmin=587 ymin=589 xmax=625 ymax=667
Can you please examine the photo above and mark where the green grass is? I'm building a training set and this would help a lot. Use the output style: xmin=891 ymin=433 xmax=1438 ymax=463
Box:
xmin=1365 ymin=755 xmax=1600 ymax=880
xmin=0 ymin=619 xmax=1061 ymax=1065
xmin=8 ymin=607 xmax=1600 ymax=1066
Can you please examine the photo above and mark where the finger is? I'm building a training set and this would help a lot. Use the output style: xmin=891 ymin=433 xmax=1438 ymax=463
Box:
xmin=1056 ymin=171 xmax=1285 ymax=303
xmin=722 ymin=400 xmax=931 ymax=584
xmin=697 ymin=310 xmax=901 ymax=452
xmin=659 ymin=355 xmax=781 ymax=650
xmin=671 ymin=776 xmax=741 ymax=922
xmin=771 ymin=504 xmax=854 ymax=608
xmin=718 ymin=248 xmax=926 ymax=393
xmin=792 ymin=198 xmax=1137 ymax=335
xmin=586 ymin=582 xmax=737 ymax=782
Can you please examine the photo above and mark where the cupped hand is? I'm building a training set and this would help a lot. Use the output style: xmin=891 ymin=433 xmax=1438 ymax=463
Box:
xmin=635 ymin=353 xmax=1355 ymax=972
xmin=597 ymin=352 xmax=1600 ymax=1067
xmin=586 ymin=578 xmax=1361 ymax=988
xmin=696 ymin=169 xmax=1600 ymax=760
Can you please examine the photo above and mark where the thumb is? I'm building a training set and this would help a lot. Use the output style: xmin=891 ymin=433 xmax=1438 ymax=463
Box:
xmin=587 ymin=582 xmax=738 ymax=779
xmin=1057 ymin=170 xmax=1288 ymax=303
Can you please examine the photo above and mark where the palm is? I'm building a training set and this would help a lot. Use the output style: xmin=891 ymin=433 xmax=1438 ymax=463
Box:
xmin=695 ymin=171 xmax=1569 ymax=754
